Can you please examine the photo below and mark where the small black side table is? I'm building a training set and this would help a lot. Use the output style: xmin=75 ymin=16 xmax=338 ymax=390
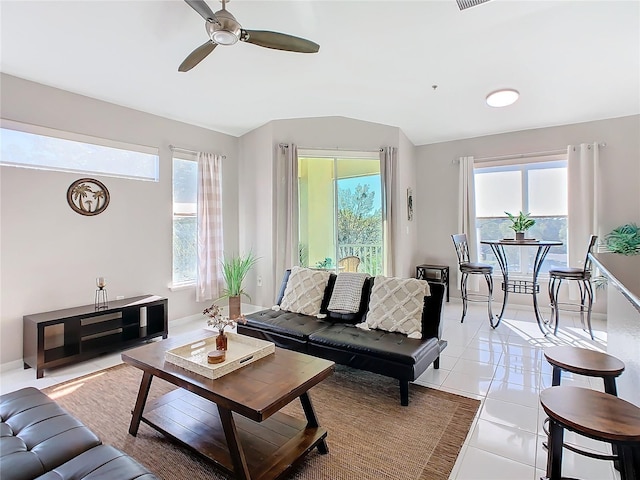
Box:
xmin=416 ymin=264 xmax=449 ymax=302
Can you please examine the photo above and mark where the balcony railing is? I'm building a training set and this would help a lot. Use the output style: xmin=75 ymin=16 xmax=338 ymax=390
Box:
xmin=338 ymin=244 xmax=383 ymax=275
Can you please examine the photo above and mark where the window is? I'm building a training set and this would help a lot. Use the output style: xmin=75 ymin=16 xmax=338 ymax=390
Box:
xmin=475 ymin=156 xmax=568 ymax=275
xmin=298 ymin=151 xmax=384 ymax=275
xmin=0 ymin=122 xmax=159 ymax=181
xmin=172 ymin=156 xmax=197 ymax=285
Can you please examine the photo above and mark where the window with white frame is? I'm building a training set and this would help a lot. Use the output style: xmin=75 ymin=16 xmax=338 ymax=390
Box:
xmin=474 ymin=155 xmax=568 ymax=275
xmin=0 ymin=121 xmax=159 ymax=181
xmin=172 ymin=155 xmax=197 ymax=285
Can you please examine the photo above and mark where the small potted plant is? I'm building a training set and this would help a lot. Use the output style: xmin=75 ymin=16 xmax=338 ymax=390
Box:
xmin=505 ymin=211 xmax=536 ymax=241
xmin=220 ymin=252 xmax=258 ymax=319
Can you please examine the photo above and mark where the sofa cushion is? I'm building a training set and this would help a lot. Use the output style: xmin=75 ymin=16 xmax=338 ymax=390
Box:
xmin=0 ymin=388 xmax=102 ymax=480
xmin=244 ymin=308 xmax=330 ymax=340
xmin=308 ymin=323 xmax=440 ymax=366
xmin=280 ymin=267 xmax=331 ymax=316
xmin=36 ymin=445 xmax=157 ymax=480
xmin=362 ymin=276 xmax=430 ymax=337
xmin=327 ymin=272 xmax=370 ymax=314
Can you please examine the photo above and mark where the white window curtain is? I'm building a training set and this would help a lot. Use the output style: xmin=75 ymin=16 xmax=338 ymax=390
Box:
xmin=380 ymin=146 xmax=396 ymax=276
xmin=457 ymin=156 xmax=480 ymax=291
xmin=274 ymin=143 xmax=299 ymax=298
xmin=196 ymin=152 xmax=225 ymax=302
xmin=567 ymin=143 xmax=600 ymax=298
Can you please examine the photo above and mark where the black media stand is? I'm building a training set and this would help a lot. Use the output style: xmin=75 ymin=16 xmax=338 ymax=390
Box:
xmin=23 ymin=295 xmax=168 ymax=378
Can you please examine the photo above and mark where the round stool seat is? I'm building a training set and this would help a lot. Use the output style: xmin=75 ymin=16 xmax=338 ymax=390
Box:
xmin=540 ymin=386 xmax=640 ymax=443
xmin=544 ymin=346 xmax=625 ymax=378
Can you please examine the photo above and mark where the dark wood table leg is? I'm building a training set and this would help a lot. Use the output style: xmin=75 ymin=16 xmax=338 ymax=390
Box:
xmin=128 ymin=371 xmax=153 ymax=436
xmin=546 ymin=418 xmax=564 ymax=480
xmin=218 ymin=406 xmax=251 ymax=480
xmin=300 ymin=391 xmax=328 ymax=454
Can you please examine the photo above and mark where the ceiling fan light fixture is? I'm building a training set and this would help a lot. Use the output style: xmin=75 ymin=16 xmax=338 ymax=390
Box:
xmin=486 ymin=89 xmax=520 ymax=107
xmin=211 ymin=29 xmax=238 ymax=45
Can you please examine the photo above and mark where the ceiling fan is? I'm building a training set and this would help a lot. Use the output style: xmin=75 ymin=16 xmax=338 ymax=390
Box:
xmin=179 ymin=0 xmax=320 ymax=72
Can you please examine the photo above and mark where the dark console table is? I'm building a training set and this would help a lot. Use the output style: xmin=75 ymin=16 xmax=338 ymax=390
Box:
xmin=23 ymin=295 xmax=168 ymax=378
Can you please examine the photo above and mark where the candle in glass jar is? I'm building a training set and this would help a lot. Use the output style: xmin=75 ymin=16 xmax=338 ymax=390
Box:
xmin=96 ymin=277 xmax=106 ymax=288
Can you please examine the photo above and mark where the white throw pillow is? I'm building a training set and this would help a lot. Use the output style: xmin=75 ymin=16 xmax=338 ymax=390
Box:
xmin=363 ymin=276 xmax=430 ymax=337
xmin=328 ymin=272 xmax=370 ymax=314
xmin=280 ymin=266 xmax=331 ymax=316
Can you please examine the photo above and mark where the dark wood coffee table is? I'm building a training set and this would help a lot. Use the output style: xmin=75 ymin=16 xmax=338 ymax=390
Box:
xmin=122 ymin=330 xmax=334 ymax=480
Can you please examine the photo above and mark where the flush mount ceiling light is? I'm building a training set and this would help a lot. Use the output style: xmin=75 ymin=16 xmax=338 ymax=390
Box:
xmin=486 ymin=89 xmax=520 ymax=107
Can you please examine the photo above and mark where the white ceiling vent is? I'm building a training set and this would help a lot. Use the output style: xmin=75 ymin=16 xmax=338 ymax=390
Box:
xmin=456 ymin=0 xmax=492 ymax=10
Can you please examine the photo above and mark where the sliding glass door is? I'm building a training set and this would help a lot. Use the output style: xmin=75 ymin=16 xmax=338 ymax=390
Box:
xmin=298 ymin=152 xmax=383 ymax=275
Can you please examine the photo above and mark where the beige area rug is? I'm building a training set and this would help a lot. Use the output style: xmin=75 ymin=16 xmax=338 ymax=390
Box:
xmin=44 ymin=363 xmax=479 ymax=480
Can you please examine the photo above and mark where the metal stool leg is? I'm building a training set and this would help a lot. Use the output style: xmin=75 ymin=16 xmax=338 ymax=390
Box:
xmin=460 ymin=272 xmax=469 ymax=323
xmin=619 ymin=444 xmax=639 ymax=480
xmin=485 ymin=272 xmax=498 ymax=328
xmin=584 ymin=279 xmax=595 ymax=340
xmin=552 ymin=278 xmax=562 ymax=335
xmin=552 ymin=366 xmax=562 ymax=387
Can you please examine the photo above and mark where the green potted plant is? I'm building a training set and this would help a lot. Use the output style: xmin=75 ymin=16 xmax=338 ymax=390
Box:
xmin=219 ymin=252 xmax=258 ymax=319
xmin=505 ymin=211 xmax=536 ymax=240
xmin=605 ymin=223 xmax=640 ymax=255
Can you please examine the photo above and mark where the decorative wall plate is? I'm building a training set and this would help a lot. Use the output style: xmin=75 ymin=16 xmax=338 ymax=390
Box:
xmin=67 ymin=178 xmax=110 ymax=216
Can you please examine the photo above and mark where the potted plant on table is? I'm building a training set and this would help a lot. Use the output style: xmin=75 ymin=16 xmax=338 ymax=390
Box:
xmin=505 ymin=211 xmax=536 ymax=241
xmin=220 ymin=252 xmax=259 ymax=319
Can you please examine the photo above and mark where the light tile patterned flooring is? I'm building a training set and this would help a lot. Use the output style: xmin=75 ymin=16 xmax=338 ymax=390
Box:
xmin=0 ymin=301 xmax=620 ymax=480
xmin=419 ymin=301 xmax=618 ymax=480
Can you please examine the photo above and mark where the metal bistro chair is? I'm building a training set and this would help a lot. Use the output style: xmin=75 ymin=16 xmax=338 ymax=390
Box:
xmin=548 ymin=235 xmax=598 ymax=339
xmin=451 ymin=234 xmax=496 ymax=327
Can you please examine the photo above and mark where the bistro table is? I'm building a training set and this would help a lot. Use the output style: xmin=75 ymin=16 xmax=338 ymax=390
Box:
xmin=481 ymin=239 xmax=562 ymax=333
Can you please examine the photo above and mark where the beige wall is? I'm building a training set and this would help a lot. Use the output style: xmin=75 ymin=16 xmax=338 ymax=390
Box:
xmin=397 ymin=128 xmax=418 ymax=278
xmin=0 ymin=74 xmax=240 ymax=365
xmin=415 ymin=114 xmax=640 ymax=309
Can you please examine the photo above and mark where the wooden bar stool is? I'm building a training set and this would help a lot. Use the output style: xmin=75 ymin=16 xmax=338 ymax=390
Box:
xmin=543 ymin=346 xmax=626 ymax=471
xmin=544 ymin=346 xmax=625 ymax=395
xmin=540 ymin=386 xmax=640 ymax=480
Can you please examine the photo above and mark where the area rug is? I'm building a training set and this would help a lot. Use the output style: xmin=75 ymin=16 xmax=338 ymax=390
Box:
xmin=43 ymin=364 xmax=479 ymax=480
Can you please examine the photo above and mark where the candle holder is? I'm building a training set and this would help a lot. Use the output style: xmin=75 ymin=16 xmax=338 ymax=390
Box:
xmin=95 ymin=277 xmax=108 ymax=309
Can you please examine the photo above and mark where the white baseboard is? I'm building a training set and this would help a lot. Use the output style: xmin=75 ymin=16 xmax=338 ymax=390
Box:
xmin=0 ymin=359 xmax=25 ymax=373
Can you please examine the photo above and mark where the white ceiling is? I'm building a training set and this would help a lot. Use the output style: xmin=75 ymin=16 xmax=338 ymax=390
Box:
xmin=1 ymin=0 xmax=639 ymax=146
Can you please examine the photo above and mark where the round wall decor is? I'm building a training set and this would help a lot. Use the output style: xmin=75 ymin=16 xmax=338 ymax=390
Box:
xmin=67 ymin=178 xmax=110 ymax=216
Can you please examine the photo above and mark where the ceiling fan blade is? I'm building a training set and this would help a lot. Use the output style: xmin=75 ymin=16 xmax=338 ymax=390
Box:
xmin=184 ymin=0 xmax=216 ymax=22
xmin=242 ymin=30 xmax=319 ymax=53
xmin=178 ymin=41 xmax=217 ymax=72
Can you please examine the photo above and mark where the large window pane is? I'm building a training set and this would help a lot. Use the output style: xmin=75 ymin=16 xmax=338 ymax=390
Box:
xmin=298 ymin=157 xmax=335 ymax=269
xmin=173 ymin=216 xmax=197 ymax=284
xmin=336 ymin=172 xmax=383 ymax=275
xmin=475 ymin=159 xmax=568 ymax=274
xmin=1 ymin=127 xmax=159 ymax=181
xmin=475 ymin=170 xmax=522 ymax=217
xmin=529 ymin=167 xmax=567 ymax=216
xmin=172 ymin=157 xmax=197 ymax=284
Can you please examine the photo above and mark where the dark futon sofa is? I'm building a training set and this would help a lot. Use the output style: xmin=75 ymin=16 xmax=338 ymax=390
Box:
xmin=0 ymin=387 xmax=156 ymax=480
xmin=238 ymin=270 xmax=447 ymax=405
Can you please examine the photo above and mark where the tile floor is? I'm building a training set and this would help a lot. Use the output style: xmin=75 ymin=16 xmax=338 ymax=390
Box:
xmin=0 ymin=300 xmax=620 ymax=480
